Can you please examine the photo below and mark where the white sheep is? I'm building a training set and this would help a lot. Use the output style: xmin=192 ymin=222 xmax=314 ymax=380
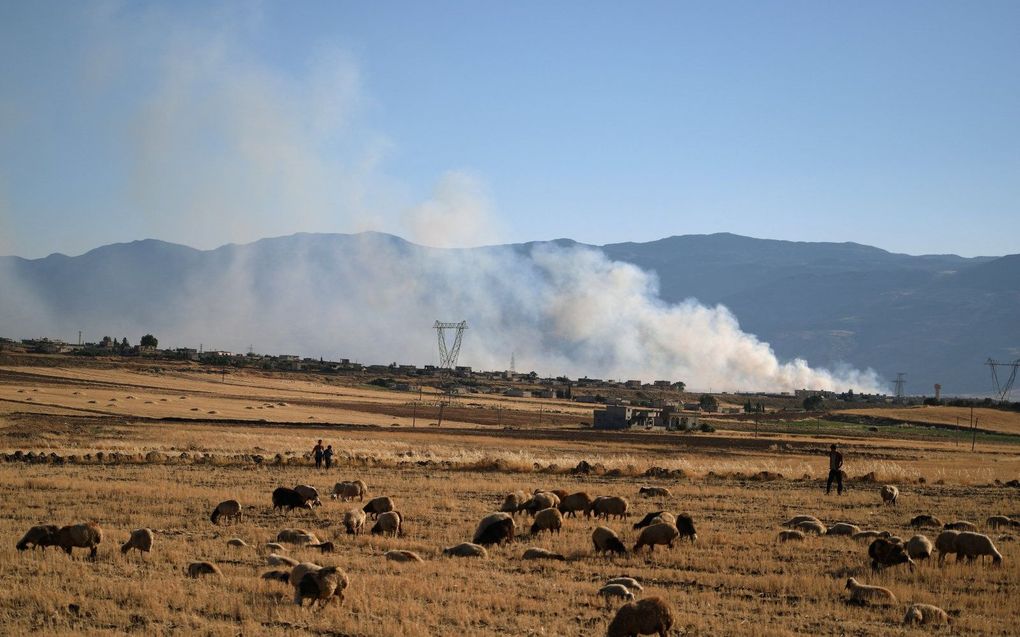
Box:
xmin=371 ymin=511 xmax=402 ymax=537
xmin=605 ymin=577 xmax=642 ymax=591
xmin=598 ymin=584 xmax=635 ymax=603
xmin=795 ymin=520 xmax=826 ymax=536
xmin=186 ymin=561 xmax=222 ymax=577
xmin=385 ymin=549 xmax=424 ymax=563
xmin=442 ymin=542 xmax=488 ymax=558
xmin=331 ymin=480 xmax=368 ymax=502
xmin=783 ymin=514 xmax=821 ymax=528
xmin=521 ymin=547 xmax=566 ymax=561
xmin=844 ymin=577 xmax=897 ymax=605
xmin=500 ymin=491 xmax=528 ymax=515
xmin=826 ymin=523 xmax=861 ymax=537
xmin=954 ymin=531 xmax=1003 ymax=565
xmin=267 ymin=553 xmax=299 ymax=567
xmin=293 ymin=485 xmax=322 ymax=507
xmin=120 ymin=528 xmax=154 ymax=556
xmin=778 ymin=530 xmax=805 ymax=543
xmin=226 ymin=538 xmax=247 ymax=548
xmin=943 ymin=520 xmax=976 ymax=532
xmin=343 ymin=508 xmax=367 ymax=536
xmin=904 ymin=535 xmax=933 ymax=560
xmin=986 ymin=515 xmax=1012 ymax=529
xmin=903 ymin=603 xmax=950 ymax=626
xmin=879 ymin=485 xmax=899 ymax=506
xmin=277 ymin=528 xmax=320 ymax=545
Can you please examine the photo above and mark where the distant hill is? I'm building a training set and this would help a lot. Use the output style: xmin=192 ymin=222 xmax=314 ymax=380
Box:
xmin=1 ymin=232 xmax=1016 ymax=394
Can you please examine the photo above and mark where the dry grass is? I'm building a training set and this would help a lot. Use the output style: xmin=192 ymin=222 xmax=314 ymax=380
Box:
xmin=843 ymin=406 xmax=1020 ymax=435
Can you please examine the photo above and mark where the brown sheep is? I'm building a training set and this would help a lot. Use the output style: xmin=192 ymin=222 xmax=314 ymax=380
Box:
xmin=826 ymin=523 xmax=861 ymax=537
xmin=16 ymin=525 xmax=60 ymax=551
xmin=783 ymin=514 xmax=821 ymax=528
xmin=879 ymin=485 xmax=899 ymax=506
xmin=909 ymin=514 xmax=943 ymax=529
xmin=935 ymin=530 xmax=960 ymax=564
xmin=558 ymin=492 xmax=595 ymax=518
xmin=343 ymin=508 xmax=367 ymax=536
xmin=634 ymin=523 xmax=679 ymax=553
xmin=530 ymin=508 xmax=563 ymax=535
xmin=363 ymin=496 xmax=395 ymax=519
xmin=904 ymin=535 xmax=933 ymax=561
xmin=121 ymin=528 xmax=154 ymax=555
xmin=844 ymin=577 xmax=897 ymax=605
xmin=56 ymin=523 xmax=103 ymax=558
xmin=442 ymin=542 xmax=488 ymax=558
xmin=943 ymin=520 xmax=976 ymax=532
xmin=210 ymin=499 xmax=242 ymax=525
xmin=521 ymin=547 xmax=566 ymax=561
xmin=675 ymin=513 xmax=697 ymax=542
xmin=606 ymin=596 xmax=674 ymax=637
xmin=522 ymin=492 xmax=560 ymax=516
xmin=987 ymin=515 xmax=1012 ymax=529
xmin=633 ymin=511 xmax=675 ymax=530
xmin=500 ymin=491 xmax=528 ymax=515
xmin=292 ymin=564 xmax=349 ymax=607
xmin=187 ymin=561 xmax=222 ymax=577
xmin=778 ymin=530 xmax=805 ymax=543
xmin=593 ymin=496 xmax=629 ymax=521
xmin=473 ymin=512 xmax=515 ymax=546
xmin=385 ymin=549 xmax=424 ymax=563
xmin=954 ymin=532 xmax=1003 ymax=565
xmin=371 ymin=511 xmax=402 ymax=537
xmin=795 ymin=520 xmax=826 ymax=536
xmin=592 ymin=526 xmax=627 ymax=556
xmin=868 ymin=538 xmax=914 ymax=571
xmin=638 ymin=486 xmax=671 ymax=498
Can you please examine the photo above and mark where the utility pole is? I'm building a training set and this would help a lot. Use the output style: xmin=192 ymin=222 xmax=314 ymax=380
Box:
xmin=437 ymin=402 xmax=445 ymax=427
xmin=972 ymin=417 xmax=978 ymax=452
xmin=411 ymin=402 xmax=417 ymax=428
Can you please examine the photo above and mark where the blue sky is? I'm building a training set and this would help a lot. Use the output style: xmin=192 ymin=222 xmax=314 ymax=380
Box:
xmin=1 ymin=1 xmax=1018 ymax=258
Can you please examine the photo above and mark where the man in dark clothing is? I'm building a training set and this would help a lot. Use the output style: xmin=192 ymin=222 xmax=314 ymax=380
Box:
xmin=323 ymin=444 xmax=334 ymax=470
xmin=313 ymin=439 xmax=324 ymax=470
xmin=826 ymin=444 xmax=844 ymax=495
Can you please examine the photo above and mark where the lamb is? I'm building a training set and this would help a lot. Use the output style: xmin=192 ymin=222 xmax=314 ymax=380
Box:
xmin=795 ymin=520 xmax=826 ymax=536
xmin=910 ymin=514 xmax=943 ymax=529
xmin=442 ymin=542 xmax=488 ymax=558
xmin=606 ymin=577 xmax=643 ymax=591
xmin=277 ymin=528 xmax=320 ymax=545
xmin=363 ymin=496 xmax=395 ymax=519
xmin=521 ymin=492 xmax=560 ymax=516
xmin=500 ymin=491 xmax=528 ymax=515
xmin=293 ymin=485 xmax=322 ymax=507
xmin=827 ymin=523 xmax=861 ymax=537
xmin=473 ymin=512 xmax=516 ymax=546
xmin=558 ymin=492 xmax=595 ymax=518
xmin=606 ymin=596 xmax=674 ymax=637
xmin=343 ymin=508 xmax=367 ymax=535
xmin=210 ymin=499 xmax=242 ymax=525
xmin=293 ymin=564 xmax=349 ymax=607
xmin=331 ymin=480 xmax=368 ymax=502
xmin=633 ymin=511 xmax=675 ymax=530
xmin=186 ymin=561 xmax=222 ymax=577
xmin=56 ymin=523 xmax=103 ymax=558
xmin=903 ymin=603 xmax=950 ymax=626
xmin=634 ymin=523 xmax=679 ymax=553
xmin=593 ymin=526 xmax=628 ymax=556
xmin=987 ymin=515 xmax=1012 ymax=529
xmin=778 ymin=530 xmax=805 ymax=543
xmin=598 ymin=584 xmax=635 ymax=602
xmin=593 ymin=496 xmax=629 ymax=521
xmin=943 ymin=520 xmax=976 ymax=532
xmin=954 ymin=531 xmax=1003 ymax=565
xmin=879 ymin=485 xmax=899 ymax=506
xmin=273 ymin=487 xmax=313 ymax=513
xmin=783 ymin=514 xmax=821 ymax=528
xmin=385 ymin=549 xmax=424 ymax=563
xmin=844 ymin=577 xmax=897 ymax=605
xmin=904 ymin=535 xmax=933 ymax=561
xmin=16 ymin=525 xmax=60 ymax=551
xmin=121 ymin=528 xmax=154 ymax=555
xmin=868 ymin=538 xmax=914 ymax=570
xmin=267 ymin=553 xmax=299 ymax=567
xmin=371 ymin=511 xmax=402 ymax=537
xmin=530 ymin=507 xmax=564 ymax=535
xmin=935 ymin=530 xmax=960 ymax=564
xmin=638 ymin=486 xmax=671 ymax=498
xmin=521 ymin=547 xmax=566 ymax=561
xmin=675 ymin=513 xmax=697 ymax=542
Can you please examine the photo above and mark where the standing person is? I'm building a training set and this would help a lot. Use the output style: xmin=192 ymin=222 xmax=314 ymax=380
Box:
xmin=826 ymin=444 xmax=844 ymax=495
xmin=323 ymin=444 xmax=334 ymax=470
xmin=313 ymin=439 xmax=324 ymax=470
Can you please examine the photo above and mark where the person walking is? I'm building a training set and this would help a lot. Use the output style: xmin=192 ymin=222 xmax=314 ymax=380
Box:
xmin=313 ymin=439 xmax=324 ymax=470
xmin=826 ymin=444 xmax=844 ymax=495
xmin=323 ymin=444 xmax=334 ymax=470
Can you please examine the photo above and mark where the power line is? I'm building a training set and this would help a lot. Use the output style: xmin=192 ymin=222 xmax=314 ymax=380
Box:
xmin=434 ymin=320 xmax=468 ymax=369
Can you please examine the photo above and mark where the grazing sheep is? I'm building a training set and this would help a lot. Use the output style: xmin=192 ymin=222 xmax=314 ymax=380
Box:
xmin=56 ymin=523 xmax=103 ymax=558
xmin=954 ymin=532 xmax=1003 ymax=565
xmin=500 ymin=491 xmax=528 ymax=515
xmin=935 ymin=530 xmax=960 ymax=564
xmin=261 ymin=569 xmax=291 ymax=582
xmin=273 ymin=488 xmax=313 ymax=513
xmin=844 ymin=578 xmax=897 ymax=605
xmin=292 ymin=564 xmax=349 ymax=607
xmin=868 ymin=538 xmax=914 ymax=571
xmin=186 ymin=561 xmax=221 ymax=577
xmin=593 ymin=496 xmax=630 ymax=521
xmin=442 ymin=542 xmax=488 ymax=558
xmin=385 ymin=549 xmax=424 ymax=563
xmin=903 ymin=603 xmax=950 ymax=626
xmin=944 ymin=520 xmax=976 ymax=532
xmin=371 ymin=511 xmax=402 ymax=537
xmin=521 ymin=547 xmax=566 ymax=561
xmin=879 ymin=485 xmax=899 ymax=506
xmin=675 ymin=513 xmax=697 ymax=542
xmin=852 ymin=530 xmax=883 ymax=542
xmin=331 ymin=480 xmax=367 ymax=502
xmin=16 ymin=525 xmax=60 ymax=551
xmin=210 ymin=499 xmax=242 ymax=525
xmin=606 ymin=596 xmax=674 ymax=637
xmin=827 ymin=523 xmax=861 ymax=537
xmin=987 ymin=515 xmax=1012 ymax=529
xmin=473 ymin=512 xmax=516 ymax=546
xmin=541 ymin=488 xmax=569 ymax=501
xmin=309 ymin=541 xmax=334 ymax=553
xmin=638 ymin=486 xmax=671 ymax=498
xmin=277 ymin=529 xmax=320 ymax=545
xmin=559 ymin=492 xmax=595 ymax=518
xmin=905 ymin=535 xmax=933 ymax=561
xmin=264 ymin=542 xmax=285 ymax=553
xmin=783 ymin=515 xmax=821 ymax=528
xmin=606 ymin=577 xmax=643 ymax=591
xmin=634 ymin=523 xmax=679 ymax=553
xmin=343 ymin=509 xmax=367 ymax=536
xmin=633 ymin=511 xmax=674 ymax=530
xmin=121 ymin=528 xmax=154 ymax=555
xmin=910 ymin=514 xmax=943 ymax=529
xmin=593 ymin=526 xmax=628 ymax=556
xmin=226 ymin=538 xmax=247 ymax=548
xmin=293 ymin=485 xmax=322 ymax=507
xmin=778 ymin=530 xmax=806 ymax=543
xmin=531 ymin=507 xmax=564 ymax=535
xmin=599 ymin=584 xmax=635 ymax=602
xmin=795 ymin=520 xmax=826 ymax=536
xmin=267 ymin=554 xmax=299 ymax=567
xmin=363 ymin=496 xmax=395 ymax=519
xmin=522 ymin=492 xmax=560 ymax=516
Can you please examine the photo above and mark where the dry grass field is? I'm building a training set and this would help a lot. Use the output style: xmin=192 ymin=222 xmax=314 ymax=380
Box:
xmin=1 ymin=363 xmax=1019 ymax=636
xmin=842 ymin=406 xmax=1020 ymax=436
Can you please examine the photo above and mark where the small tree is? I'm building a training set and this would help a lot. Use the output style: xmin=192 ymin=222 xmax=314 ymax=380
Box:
xmin=699 ymin=394 xmax=719 ymax=412
xmin=803 ymin=395 xmax=825 ymax=411
xmin=140 ymin=334 xmax=158 ymax=348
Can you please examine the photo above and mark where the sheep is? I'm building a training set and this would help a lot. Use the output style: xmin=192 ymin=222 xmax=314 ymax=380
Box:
xmin=778 ymin=530 xmax=805 ymax=543
xmin=521 ymin=547 xmax=566 ymax=561
xmin=910 ymin=514 xmax=943 ymax=529
xmin=943 ymin=520 xmax=976 ymax=532
xmin=634 ymin=523 xmax=679 ymax=553
xmin=267 ymin=554 xmax=299 ymax=567
xmin=783 ymin=514 xmax=821 ymax=528
xmin=904 ymin=535 xmax=933 ymax=561
xmin=851 ymin=530 xmax=883 ymax=542
xmin=473 ymin=512 xmax=516 ymax=546
xmin=273 ymin=487 xmax=313 ymax=513
xmin=264 ymin=542 xmax=285 ymax=553
xmin=293 ymin=565 xmax=349 ymax=607
xmin=632 ymin=511 xmax=675 ymax=530
xmin=954 ymin=531 xmax=1003 ymax=565
xmin=293 ymin=485 xmax=322 ymax=507
xmin=844 ymin=578 xmax=897 ymax=605
xmin=605 ymin=577 xmax=643 ymax=591
xmin=675 ymin=513 xmax=697 ymax=542
xmin=521 ymin=492 xmax=559 ymax=516
xmin=121 ymin=528 xmax=154 ymax=555
xmin=277 ymin=528 xmax=320 ymax=545
xmin=599 ymin=584 xmax=635 ymax=603
xmin=331 ymin=480 xmax=367 ymax=502
xmin=261 ymin=569 xmax=291 ymax=582
xmin=309 ymin=541 xmax=334 ymax=553
xmin=638 ymin=486 xmax=671 ymax=498
xmin=442 ymin=542 xmax=488 ymax=558
xmin=868 ymin=538 xmax=914 ymax=571
xmin=558 ymin=492 xmax=595 ymax=518
xmin=16 ymin=525 xmax=60 ymax=551
xmin=879 ymin=485 xmax=899 ymax=506
xmin=371 ymin=511 xmax=402 ymax=537
xmin=935 ymin=530 xmax=960 ymax=564
xmin=343 ymin=508 xmax=367 ymax=536
xmin=541 ymin=488 xmax=569 ymax=501
xmin=827 ymin=523 xmax=861 ymax=537
xmin=795 ymin=520 xmax=826 ymax=536
xmin=385 ymin=549 xmax=424 ymax=563
xmin=531 ymin=507 xmax=564 ymax=535
xmin=56 ymin=523 xmax=103 ymax=558
xmin=593 ymin=526 xmax=628 ymax=556
xmin=186 ymin=561 xmax=222 ymax=577
xmin=903 ymin=603 xmax=950 ymax=626
xmin=226 ymin=538 xmax=247 ymax=548
xmin=363 ymin=496 xmax=395 ymax=519
xmin=500 ymin=491 xmax=528 ymax=515
xmin=987 ymin=515 xmax=1012 ymax=529
xmin=210 ymin=499 xmax=242 ymax=525
xmin=593 ymin=496 xmax=629 ymax=521
xmin=606 ymin=596 xmax=674 ymax=637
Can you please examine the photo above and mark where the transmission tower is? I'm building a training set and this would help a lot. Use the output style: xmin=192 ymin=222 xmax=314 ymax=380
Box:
xmin=434 ymin=321 xmax=468 ymax=369
xmin=986 ymin=358 xmax=1020 ymax=402
xmin=510 ymin=352 xmax=516 ymax=375
xmin=893 ymin=373 xmax=906 ymax=400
